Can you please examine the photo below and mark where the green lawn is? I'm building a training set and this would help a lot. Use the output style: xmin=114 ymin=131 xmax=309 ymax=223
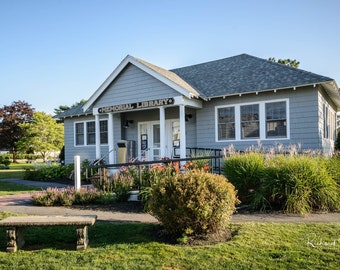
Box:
xmin=0 ymin=181 xmax=40 ymax=196
xmin=0 ymin=163 xmax=34 ymax=179
xmin=0 ymin=213 xmax=339 ymax=269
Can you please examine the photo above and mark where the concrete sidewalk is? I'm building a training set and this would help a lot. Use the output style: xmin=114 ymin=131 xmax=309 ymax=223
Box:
xmin=1 ymin=178 xmax=340 ymax=223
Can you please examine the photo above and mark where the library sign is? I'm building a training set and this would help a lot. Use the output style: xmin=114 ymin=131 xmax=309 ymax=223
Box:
xmin=98 ymin=98 xmax=174 ymax=114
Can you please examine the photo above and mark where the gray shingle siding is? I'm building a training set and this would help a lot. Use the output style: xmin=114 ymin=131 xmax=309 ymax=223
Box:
xmin=95 ymin=64 xmax=180 ymax=108
xmin=195 ymin=86 xmax=321 ymax=151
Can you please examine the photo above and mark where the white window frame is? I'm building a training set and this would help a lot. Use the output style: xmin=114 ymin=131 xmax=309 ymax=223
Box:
xmin=74 ymin=119 xmax=108 ymax=147
xmin=215 ymin=98 xmax=290 ymax=142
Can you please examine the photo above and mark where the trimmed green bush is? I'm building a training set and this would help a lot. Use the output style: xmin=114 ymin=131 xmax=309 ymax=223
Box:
xmin=0 ymin=156 xmax=11 ymax=166
xmin=147 ymin=169 xmax=239 ymax=238
xmin=23 ymin=164 xmax=71 ymax=181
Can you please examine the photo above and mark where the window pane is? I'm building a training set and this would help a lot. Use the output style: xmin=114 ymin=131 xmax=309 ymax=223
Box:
xmin=75 ymin=123 xmax=84 ymax=145
xmin=241 ymin=104 xmax=259 ymax=139
xmin=218 ymin=107 xmax=235 ymax=140
xmin=100 ymin=120 xmax=108 ymax=144
xmin=87 ymin=122 xmax=95 ymax=145
xmin=266 ymin=101 xmax=287 ymax=138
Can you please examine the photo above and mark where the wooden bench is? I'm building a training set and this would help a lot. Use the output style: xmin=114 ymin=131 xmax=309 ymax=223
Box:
xmin=0 ymin=215 xmax=97 ymax=252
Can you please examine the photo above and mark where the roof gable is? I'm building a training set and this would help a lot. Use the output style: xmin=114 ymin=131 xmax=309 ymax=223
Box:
xmin=83 ymin=55 xmax=200 ymax=112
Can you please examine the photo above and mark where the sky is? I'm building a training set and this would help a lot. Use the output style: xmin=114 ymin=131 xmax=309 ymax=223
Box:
xmin=1 ymin=0 xmax=340 ymax=115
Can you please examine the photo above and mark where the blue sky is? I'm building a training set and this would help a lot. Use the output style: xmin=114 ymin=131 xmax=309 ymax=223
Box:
xmin=1 ymin=0 xmax=340 ymax=114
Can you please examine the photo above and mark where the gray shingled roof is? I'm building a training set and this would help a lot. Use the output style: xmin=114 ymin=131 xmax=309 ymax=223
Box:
xmin=57 ymin=53 xmax=338 ymax=118
xmin=56 ymin=104 xmax=92 ymax=119
xmin=170 ymin=54 xmax=334 ymax=98
xmin=133 ymin=56 xmax=200 ymax=97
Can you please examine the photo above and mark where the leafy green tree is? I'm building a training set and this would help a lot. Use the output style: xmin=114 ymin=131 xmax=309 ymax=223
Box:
xmin=17 ymin=112 xmax=64 ymax=162
xmin=336 ymin=130 xmax=340 ymax=150
xmin=268 ymin=57 xmax=300 ymax=68
xmin=0 ymin=101 xmax=35 ymax=162
xmin=54 ymin=99 xmax=87 ymax=115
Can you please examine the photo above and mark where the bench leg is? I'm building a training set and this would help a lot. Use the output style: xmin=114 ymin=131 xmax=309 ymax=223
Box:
xmin=6 ymin=227 xmax=25 ymax=253
xmin=76 ymin=226 xmax=89 ymax=251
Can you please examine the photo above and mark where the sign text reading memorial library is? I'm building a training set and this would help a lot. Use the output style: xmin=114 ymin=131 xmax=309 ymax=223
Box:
xmin=98 ymin=98 xmax=174 ymax=113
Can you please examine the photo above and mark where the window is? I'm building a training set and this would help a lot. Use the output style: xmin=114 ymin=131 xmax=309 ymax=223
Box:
xmin=265 ymin=101 xmax=287 ymax=138
xmin=323 ymin=104 xmax=329 ymax=139
xmin=87 ymin=122 xmax=96 ymax=145
xmin=218 ymin=107 xmax=235 ymax=140
xmin=100 ymin=120 xmax=108 ymax=144
xmin=216 ymin=99 xmax=289 ymax=141
xmin=75 ymin=119 xmax=108 ymax=146
xmin=75 ymin=123 xmax=84 ymax=145
xmin=241 ymin=104 xmax=259 ymax=139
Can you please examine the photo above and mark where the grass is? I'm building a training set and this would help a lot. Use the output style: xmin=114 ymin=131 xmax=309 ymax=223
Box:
xmin=0 ymin=163 xmax=41 ymax=196
xmin=0 ymin=212 xmax=339 ymax=269
xmin=0 ymin=181 xmax=40 ymax=196
xmin=0 ymin=163 xmax=34 ymax=179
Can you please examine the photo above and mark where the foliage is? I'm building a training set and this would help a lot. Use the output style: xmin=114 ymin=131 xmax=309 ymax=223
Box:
xmin=224 ymin=153 xmax=340 ymax=214
xmin=0 ymin=156 xmax=11 ymax=166
xmin=23 ymin=164 xmax=71 ymax=181
xmin=223 ymin=152 xmax=265 ymax=204
xmin=31 ymin=187 xmax=101 ymax=206
xmin=335 ymin=129 xmax=340 ymax=150
xmin=112 ymin=172 xmax=134 ymax=202
xmin=323 ymin=155 xmax=340 ymax=185
xmin=0 ymin=100 xmax=35 ymax=162
xmin=90 ymin=168 xmax=134 ymax=202
xmin=17 ymin=112 xmax=64 ymax=162
xmin=147 ymin=169 xmax=239 ymax=239
xmin=54 ymin=99 xmax=87 ymax=123
xmin=268 ymin=57 xmax=300 ymax=68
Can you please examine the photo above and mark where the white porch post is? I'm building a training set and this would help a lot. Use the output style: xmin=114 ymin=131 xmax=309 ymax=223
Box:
xmin=95 ymin=114 xmax=101 ymax=159
xmin=108 ymin=113 xmax=115 ymax=164
xmin=179 ymin=105 xmax=186 ymax=160
xmin=74 ymin=155 xmax=81 ymax=191
xmin=159 ymin=107 xmax=166 ymax=158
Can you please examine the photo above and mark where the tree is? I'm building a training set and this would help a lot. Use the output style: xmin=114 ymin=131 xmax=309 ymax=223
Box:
xmin=54 ymin=99 xmax=87 ymax=115
xmin=0 ymin=101 xmax=35 ymax=162
xmin=268 ymin=57 xmax=300 ymax=68
xmin=17 ymin=112 xmax=64 ymax=162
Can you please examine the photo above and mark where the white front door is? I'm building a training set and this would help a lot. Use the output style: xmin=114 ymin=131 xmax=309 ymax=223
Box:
xmin=138 ymin=120 xmax=180 ymax=160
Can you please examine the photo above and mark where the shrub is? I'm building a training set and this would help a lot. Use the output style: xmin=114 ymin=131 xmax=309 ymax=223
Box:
xmin=24 ymin=165 xmax=69 ymax=181
xmin=224 ymin=152 xmax=265 ymax=204
xmin=112 ymin=172 xmax=134 ymax=202
xmin=279 ymin=156 xmax=339 ymax=214
xmin=224 ymin=153 xmax=340 ymax=214
xmin=90 ymin=168 xmax=134 ymax=202
xmin=32 ymin=187 xmax=101 ymax=206
xmin=147 ymin=169 xmax=239 ymax=238
xmin=324 ymin=156 xmax=340 ymax=185
xmin=0 ymin=156 xmax=11 ymax=166
xmin=90 ymin=168 xmax=114 ymax=193
xmin=335 ymin=129 xmax=340 ymax=150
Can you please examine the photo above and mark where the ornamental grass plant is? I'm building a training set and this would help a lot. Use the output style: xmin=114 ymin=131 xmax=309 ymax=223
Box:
xmin=224 ymin=152 xmax=340 ymax=215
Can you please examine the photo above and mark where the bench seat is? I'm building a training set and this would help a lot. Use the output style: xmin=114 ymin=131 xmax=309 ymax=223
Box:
xmin=0 ymin=215 xmax=97 ymax=252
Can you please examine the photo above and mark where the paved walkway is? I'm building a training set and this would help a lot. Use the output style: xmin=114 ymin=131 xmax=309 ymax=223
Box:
xmin=1 ymin=179 xmax=340 ymax=223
